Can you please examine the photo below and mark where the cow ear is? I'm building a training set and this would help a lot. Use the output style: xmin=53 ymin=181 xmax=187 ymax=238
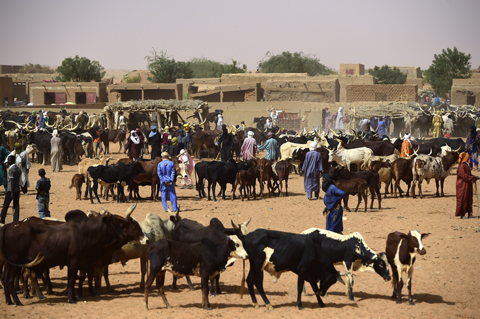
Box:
xmin=421 ymin=233 xmax=430 ymax=239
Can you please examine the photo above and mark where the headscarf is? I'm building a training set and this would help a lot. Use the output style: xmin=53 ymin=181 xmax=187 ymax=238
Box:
xmin=171 ymin=137 xmax=178 ymax=145
xmin=149 ymin=126 xmax=157 ymax=138
xmin=135 ymin=128 xmax=144 ymax=143
xmin=322 ymin=174 xmax=334 ymax=192
xmin=267 ymin=132 xmax=274 ymax=138
xmin=52 ymin=129 xmax=58 ymax=137
xmin=221 ymin=124 xmax=226 ymax=130
xmin=459 ymin=152 xmax=469 ymax=164
xmin=404 ymin=133 xmax=411 ymax=141
xmin=130 ymin=130 xmax=140 ymax=144
xmin=247 ymin=131 xmax=254 ymax=137
xmin=43 ymin=112 xmax=48 ymax=117
xmin=309 ymin=141 xmax=318 ymax=151
xmin=14 ymin=142 xmax=22 ymax=154
xmin=32 ymin=111 xmax=36 ymax=116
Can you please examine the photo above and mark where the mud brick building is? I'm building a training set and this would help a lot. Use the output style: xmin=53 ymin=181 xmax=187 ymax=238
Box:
xmin=345 ymin=84 xmax=418 ymax=102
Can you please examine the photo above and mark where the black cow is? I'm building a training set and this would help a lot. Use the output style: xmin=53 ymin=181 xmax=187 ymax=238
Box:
xmin=341 ymin=139 xmax=397 ymax=156
xmin=301 ymin=228 xmax=391 ymax=301
xmin=206 ymin=159 xmax=249 ymax=201
xmin=195 ymin=161 xmax=209 ymax=198
xmin=27 ymin=130 xmax=52 ymax=165
xmin=60 ymin=131 xmax=78 ymax=166
xmin=87 ymin=161 xmax=146 ymax=204
xmin=242 ymin=229 xmax=344 ymax=310
xmin=143 ymin=236 xmax=248 ymax=310
xmin=171 ymin=217 xmax=251 ymax=295
xmin=420 ymin=137 xmax=465 ymax=153
xmin=0 ymin=205 xmax=146 ymax=305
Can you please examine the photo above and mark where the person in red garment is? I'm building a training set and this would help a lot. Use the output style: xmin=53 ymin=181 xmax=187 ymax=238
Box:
xmin=456 ymin=152 xmax=480 ymax=219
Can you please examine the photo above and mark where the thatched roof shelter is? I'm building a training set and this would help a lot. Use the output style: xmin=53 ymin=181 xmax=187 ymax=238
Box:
xmin=104 ymin=99 xmax=210 ymax=129
xmin=104 ymin=99 xmax=210 ymax=113
xmin=346 ymin=102 xmax=423 ymax=120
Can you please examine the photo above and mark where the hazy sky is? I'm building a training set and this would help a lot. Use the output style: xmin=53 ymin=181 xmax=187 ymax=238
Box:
xmin=1 ymin=0 xmax=479 ymax=72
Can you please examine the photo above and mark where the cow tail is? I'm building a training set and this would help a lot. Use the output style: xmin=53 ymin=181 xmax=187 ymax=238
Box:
xmin=0 ymin=225 xmax=44 ymax=268
xmin=239 ymin=259 xmax=246 ymax=299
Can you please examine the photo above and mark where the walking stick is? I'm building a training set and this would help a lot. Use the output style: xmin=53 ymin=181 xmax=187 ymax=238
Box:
xmin=475 ymin=180 xmax=480 ymax=218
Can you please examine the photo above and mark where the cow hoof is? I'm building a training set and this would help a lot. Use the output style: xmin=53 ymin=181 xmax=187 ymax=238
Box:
xmin=23 ymin=295 xmax=32 ymax=299
xmin=68 ymin=299 xmax=77 ymax=304
xmin=39 ymin=295 xmax=47 ymax=300
xmin=396 ymin=300 xmax=402 ymax=304
xmin=266 ymin=304 xmax=274 ymax=311
xmin=409 ymin=301 xmax=415 ymax=306
xmin=253 ymin=303 xmax=260 ymax=309
xmin=298 ymin=306 xmax=304 ymax=310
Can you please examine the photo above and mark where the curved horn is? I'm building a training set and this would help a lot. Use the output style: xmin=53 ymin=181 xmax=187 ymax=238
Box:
xmin=125 ymin=203 xmax=137 ymax=219
xmin=412 ymin=146 xmax=420 ymax=157
xmin=6 ymin=120 xmax=22 ymax=130
xmin=454 ymin=145 xmax=462 ymax=152
xmin=428 ymin=147 xmax=432 ymax=156
xmin=330 ymin=128 xmax=339 ymax=137
xmin=68 ymin=122 xmax=80 ymax=131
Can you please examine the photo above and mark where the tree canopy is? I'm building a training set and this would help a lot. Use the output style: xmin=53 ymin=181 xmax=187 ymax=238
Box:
xmin=19 ymin=63 xmax=54 ymax=74
xmin=257 ymin=51 xmax=335 ymax=76
xmin=368 ymin=65 xmax=407 ymax=84
xmin=145 ymin=49 xmax=194 ymax=83
xmin=55 ymin=55 xmax=105 ymax=82
xmin=189 ymin=57 xmax=247 ymax=78
xmin=424 ymin=47 xmax=472 ymax=98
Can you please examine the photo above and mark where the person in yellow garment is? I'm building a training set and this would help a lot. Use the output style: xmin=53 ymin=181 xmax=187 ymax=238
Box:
xmin=432 ymin=111 xmax=443 ymax=138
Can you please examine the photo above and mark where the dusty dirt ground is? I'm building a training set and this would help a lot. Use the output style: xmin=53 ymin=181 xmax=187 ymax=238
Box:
xmin=1 ymin=150 xmax=480 ymax=319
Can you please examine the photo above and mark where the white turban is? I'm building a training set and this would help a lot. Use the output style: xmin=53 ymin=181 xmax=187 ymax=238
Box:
xmin=247 ymin=131 xmax=254 ymax=137
xmin=404 ymin=133 xmax=411 ymax=140
xmin=52 ymin=129 xmax=58 ymax=137
xmin=309 ymin=141 xmax=318 ymax=151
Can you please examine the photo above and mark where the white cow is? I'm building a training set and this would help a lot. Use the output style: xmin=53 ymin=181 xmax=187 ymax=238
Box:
xmin=328 ymin=143 xmax=374 ymax=171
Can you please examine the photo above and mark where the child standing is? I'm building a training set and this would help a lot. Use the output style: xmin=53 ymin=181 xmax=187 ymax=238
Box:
xmin=36 ymin=168 xmax=51 ymax=218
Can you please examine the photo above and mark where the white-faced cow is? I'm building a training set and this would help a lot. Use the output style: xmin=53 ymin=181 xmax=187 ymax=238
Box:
xmin=385 ymin=230 xmax=429 ymax=305
xmin=328 ymin=143 xmax=374 ymax=171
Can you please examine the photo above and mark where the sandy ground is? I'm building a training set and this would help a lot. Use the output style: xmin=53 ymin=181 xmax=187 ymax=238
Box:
xmin=1 ymin=150 xmax=480 ymax=319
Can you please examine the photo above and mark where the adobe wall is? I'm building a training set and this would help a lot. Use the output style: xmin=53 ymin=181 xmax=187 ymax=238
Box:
xmin=338 ymin=76 xmax=376 ymax=102
xmin=107 ymin=83 xmax=178 ymax=103
xmin=221 ymin=73 xmax=310 ymax=87
xmin=339 ymin=64 xmax=365 ymax=76
xmin=451 ymin=78 xmax=480 ymax=105
xmin=394 ymin=67 xmax=422 ymax=78
xmin=346 ymin=84 xmax=418 ymax=102
xmin=265 ymin=79 xmax=339 ymax=103
xmin=0 ymin=77 xmax=13 ymax=106
xmin=1 ymin=73 xmax=58 ymax=81
xmin=406 ymin=78 xmax=423 ymax=89
xmin=29 ymin=82 xmax=107 ymax=105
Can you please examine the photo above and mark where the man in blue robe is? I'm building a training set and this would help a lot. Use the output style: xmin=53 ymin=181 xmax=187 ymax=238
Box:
xmin=257 ymin=132 xmax=279 ymax=161
xmin=302 ymin=142 xmax=322 ymax=200
xmin=157 ymin=151 xmax=178 ymax=212
xmin=322 ymin=174 xmax=346 ymax=233
xmin=378 ymin=116 xmax=387 ymax=138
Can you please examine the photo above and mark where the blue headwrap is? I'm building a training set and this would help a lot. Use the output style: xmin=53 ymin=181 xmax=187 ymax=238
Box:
xmin=149 ymin=126 xmax=157 ymax=138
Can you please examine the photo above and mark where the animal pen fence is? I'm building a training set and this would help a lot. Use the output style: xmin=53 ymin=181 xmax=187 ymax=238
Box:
xmin=103 ymin=99 xmax=210 ymax=130
xmin=276 ymin=112 xmax=301 ymax=131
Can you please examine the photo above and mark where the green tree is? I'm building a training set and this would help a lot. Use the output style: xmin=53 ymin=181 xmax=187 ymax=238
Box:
xmin=145 ymin=49 xmax=193 ymax=83
xmin=19 ymin=63 xmax=54 ymax=74
xmin=123 ymin=73 xmax=141 ymax=83
xmin=424 ymin=47 xmax=472 ymax=97
xmin=55 ymin=55 xmax=105 ymax=82
xmin=189 ymin=57 xmax=247 ymax=78
xmin=258 ymin=51 xmax=335 ymax=76
xmin=368 ymin=65 xmax=407 ymax=84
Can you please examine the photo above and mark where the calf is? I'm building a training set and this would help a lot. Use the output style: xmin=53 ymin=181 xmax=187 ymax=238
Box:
xmin=302 ymin=228 xmax=390 ymax=301
xmin=329 ymin=167 xmax=382 ymax=210
xmin=242 ymin=229 xmax=344 ymax=310
xmin=69 ymin=173 xmax=85 ymax=200
xmin=334 ymin=178 xmax=368 ymax=213
xmin=273 ymin=160 xmax=291 ymax=197
xmin=386 ymin=230 xmax=429 ymax=305
xmin=143 ymin=236 xmax=248 ymax=310
xmin=233 ymin=167 xmax=260 ymax=200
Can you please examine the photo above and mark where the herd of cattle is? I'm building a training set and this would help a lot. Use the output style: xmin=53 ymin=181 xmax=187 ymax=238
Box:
xmin=0 ymin=107 xmax=468 ymax=310
xmin=0 ymin=202 xmax=429 ymax=311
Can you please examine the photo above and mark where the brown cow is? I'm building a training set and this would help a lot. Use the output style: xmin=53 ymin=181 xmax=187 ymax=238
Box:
xmin=233 ymin=166 xmax=261 ymax=201
xmin=191 ymin=129 xmax=221 ymax=159
xmin=128 ymin=157 xmax=162 ymax=201
xmin=273 ymin=160 xmax=291 ymax=197
xmin=391 ymin=158 xmax=415 ymax=198
xmin=69 ymin=173 xmax=86 ymax=200
xmin=334 ymin=179 xmax=368 ymax=213
xmin=98 ymin=129 xmax=126 ymax=154
xmin=369 ymin=160 xmax=393 ymax=198
xmin=386 ymin=230 xmax=429 ymax=305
